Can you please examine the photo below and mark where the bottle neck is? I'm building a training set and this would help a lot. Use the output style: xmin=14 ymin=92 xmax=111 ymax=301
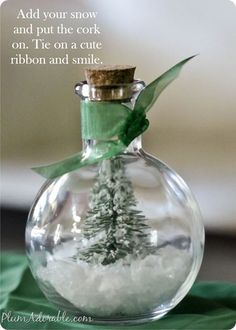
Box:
xmin=82 ymin=136 xmax=142 ymax=154
xmin=76 ymin=79 xmax=145 ymax=156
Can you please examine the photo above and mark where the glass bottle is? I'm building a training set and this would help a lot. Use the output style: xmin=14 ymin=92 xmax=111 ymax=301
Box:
xmin=26 ymin=66 xmax=204 ymax=325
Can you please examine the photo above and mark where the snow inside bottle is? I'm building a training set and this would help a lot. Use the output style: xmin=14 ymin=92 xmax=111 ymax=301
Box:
xmin=26 ymin=65 xmax=204 ymax=325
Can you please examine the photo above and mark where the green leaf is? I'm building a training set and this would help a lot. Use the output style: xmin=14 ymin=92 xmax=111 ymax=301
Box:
xmin=1 ymin=253 xmax=236 ymax=330
xmin=0 ymin=252 xmax=28 ymax=309
xmin=134 ymin=55 xmax=197 ymax=114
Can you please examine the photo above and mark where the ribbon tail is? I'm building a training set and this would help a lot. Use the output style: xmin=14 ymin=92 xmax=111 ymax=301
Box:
xmin=32 ymin=151 xmax=85 ymax=179
xmin=118 ymin=55 xmax=197 ymax=146
xmin=32 ymin=141 xmax=126 ymax=179
xmin=134 ymin=55 xmax=198 ymax=114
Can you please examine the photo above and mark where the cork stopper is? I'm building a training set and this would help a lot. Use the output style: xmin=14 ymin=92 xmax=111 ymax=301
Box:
xmin=85 ymin=65 xmax=136 ymax=86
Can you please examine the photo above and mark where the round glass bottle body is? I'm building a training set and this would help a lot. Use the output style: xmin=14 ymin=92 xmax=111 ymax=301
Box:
xmin=26 ymin=82 xmax=204 ymax=325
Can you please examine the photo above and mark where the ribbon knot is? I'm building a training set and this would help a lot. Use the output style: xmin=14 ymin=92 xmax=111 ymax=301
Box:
xmin=120 ymin=111 xmax=149 ymax=146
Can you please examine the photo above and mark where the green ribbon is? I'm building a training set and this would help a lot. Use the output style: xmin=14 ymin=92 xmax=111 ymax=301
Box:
xmin=33 ymin=55 xmax=196 ymax=179
xmin=81 ymin=101 xmax=131 ymax=140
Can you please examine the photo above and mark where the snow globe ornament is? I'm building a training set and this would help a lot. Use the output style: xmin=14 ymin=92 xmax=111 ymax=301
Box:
xmin=26 ymin=57 xmax=204 ymax=325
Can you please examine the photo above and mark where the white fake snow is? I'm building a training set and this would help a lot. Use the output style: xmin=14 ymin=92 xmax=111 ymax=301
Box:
xmin=38 ymin=242 xmax=191 ymax=316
